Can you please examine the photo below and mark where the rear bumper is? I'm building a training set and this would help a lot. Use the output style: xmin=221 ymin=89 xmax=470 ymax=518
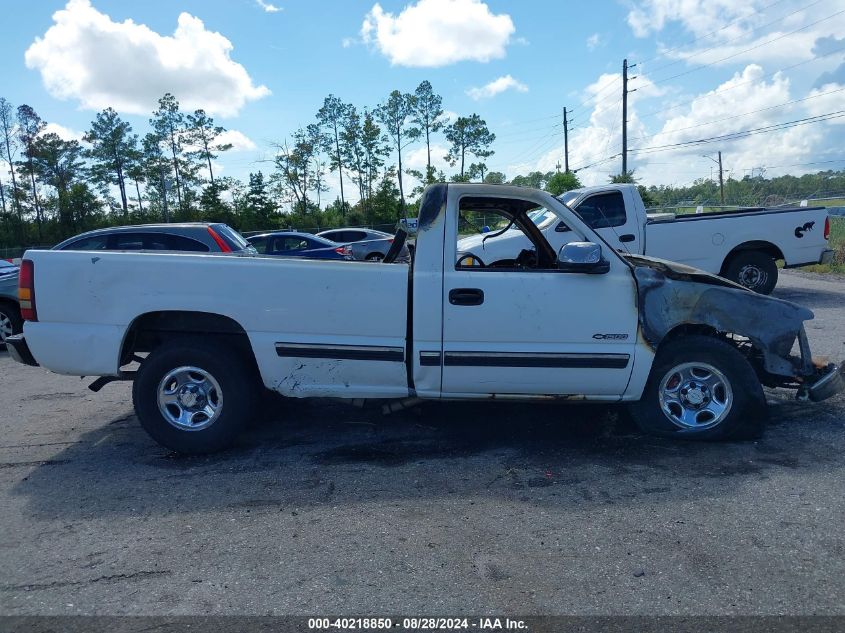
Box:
xmin=820 ymin=249 xmax=835 ymax=265
xmin=5 ymin=334 xmax=38 ymax=367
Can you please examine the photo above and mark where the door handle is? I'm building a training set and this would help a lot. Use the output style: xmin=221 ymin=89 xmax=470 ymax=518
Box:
xmin=619 ymin=233 xmax=636 ymax=243
xmin=449 ymin=288 xmax=485 ymax=306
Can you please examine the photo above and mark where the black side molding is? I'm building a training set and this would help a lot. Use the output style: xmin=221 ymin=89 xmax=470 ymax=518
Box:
xmin=276 ymin=342 xmax=404 ymax=362
xmin=420 ymin=351 xmax=629 ymax=369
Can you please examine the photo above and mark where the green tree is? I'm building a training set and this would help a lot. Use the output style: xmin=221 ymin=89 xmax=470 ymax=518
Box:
xmin=16 ymin=104 xmax=46 ymax=240
xmin=360 ymin=110 xmax=389 ymax=212
xmin=609 ymin=170 xmax=637 ymax=184
xmin=317 ymin=95 xmax=350 ymax=213
xmin=150 ymin=94 xmax=186 ymax=213
xmin=510 ymin=171 xmax=553 ymax=189
xmin=376 ymin=90 xmax=420 ymax=215
xmin=546 ymin=170 xmax=582 ymax=195
xmin=185 ymin=109 xmax=232 ymax=186
xmin=411 ymin=80 xmax=445 ymax=182
xmin=444 ymin=114 xmax=495 ymax=179
xmin=84 ymin=108 xmax=137 ymax=216
xmin=141 ymin=132 xmax=172 ymax=221
xmin=32 ymin=133 xmax=86 ymax=231
xmin=484 ymin=171 xmax=506 ymax=184
xmin=0 ymin=98 xmax=21 ymax=227
xmin=244 ymin=171 xmax=275 ymax=229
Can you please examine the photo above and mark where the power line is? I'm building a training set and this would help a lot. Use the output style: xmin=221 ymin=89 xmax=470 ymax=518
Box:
xmin=648 ymin=8 xmax=845 ymax=87
xmin=643 ymin=0 xmax=824 ymax=78
xmin=629 ymin=110 xmax=845 ymax=156
xmin=637 ymin=44 xmax=845 ymax=120
xmin=635 ymin=0 xmax=791 ymax=68
xmin=628 ymin=85 xmax=845 ymax=142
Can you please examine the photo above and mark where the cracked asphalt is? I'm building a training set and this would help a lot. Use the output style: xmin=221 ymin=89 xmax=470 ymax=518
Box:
xmin=0 ymin=270 xmax=844 ymax=616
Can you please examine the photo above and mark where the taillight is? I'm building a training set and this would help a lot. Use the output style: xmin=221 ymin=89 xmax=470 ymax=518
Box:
xmin=335 ymin=246 xmax=352 ymax=256
xmin=207 ymin=227 xmax=232 ymax=252
xmin=18 ymin=260 xmax=37 ymax=322
xmin=824 ymin=216 xmax=830 ymax=241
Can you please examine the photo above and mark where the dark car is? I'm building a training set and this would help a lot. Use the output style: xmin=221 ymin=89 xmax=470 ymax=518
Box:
xmin=0 ymin=260 xmax=20 ymax=346
xmin=247 ymin=232 xmax=353 ymax=260
xmin=316 ymin=228 xmax=409 ymax=262
xmin=53 ymin=223 xmax=256 ymax=254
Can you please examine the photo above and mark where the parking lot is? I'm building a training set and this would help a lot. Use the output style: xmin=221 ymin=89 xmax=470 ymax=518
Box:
xmin=0 ymin=269 xmax=843 ymax=616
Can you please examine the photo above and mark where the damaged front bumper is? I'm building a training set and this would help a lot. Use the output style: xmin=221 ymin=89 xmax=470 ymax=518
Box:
xmin=795 ymin=326 xmax=844 ymax=402
xmin=799 ymin=362 xmax=845 ymax=402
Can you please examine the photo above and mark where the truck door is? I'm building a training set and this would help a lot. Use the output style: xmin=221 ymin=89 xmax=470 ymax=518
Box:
xmin=438 ymin=189 xmax=639 ymax=398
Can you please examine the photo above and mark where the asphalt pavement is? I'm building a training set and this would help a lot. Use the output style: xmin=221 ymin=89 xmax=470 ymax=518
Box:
xmin=0 ymin=270 xmax=843 ymax=616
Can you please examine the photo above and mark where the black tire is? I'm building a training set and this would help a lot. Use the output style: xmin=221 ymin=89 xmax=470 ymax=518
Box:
xmin=132 ymin=337 xmax=258 ymax=454
xmin=0 ymin=301 xmax=23 ymax=347
xmin=628 ymin=335 xmax=767 ymax=441
xmin=365 ymin=253 xmax=385 ymax=262
xmin=722 ymin=251 xmax=778 ymax=294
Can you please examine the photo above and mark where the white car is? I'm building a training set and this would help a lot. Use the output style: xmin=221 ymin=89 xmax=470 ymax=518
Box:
xmin=7 ymin=184 xmax=843 ymax=453
xmin=457 ymin=184 xmax=834 ymax=294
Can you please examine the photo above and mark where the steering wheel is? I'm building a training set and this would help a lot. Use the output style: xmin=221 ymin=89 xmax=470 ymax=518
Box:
xmin=515 ymin=248 xmax=538 ymax=269
xmin=456 ymin=253 xmax=486 ymax=268
xmin=382 ymin=228 xmax=408 ymax=263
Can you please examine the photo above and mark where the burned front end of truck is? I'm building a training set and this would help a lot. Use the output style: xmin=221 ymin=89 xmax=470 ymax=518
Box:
xmin=628 ymin=255 xmax=845 ymax=403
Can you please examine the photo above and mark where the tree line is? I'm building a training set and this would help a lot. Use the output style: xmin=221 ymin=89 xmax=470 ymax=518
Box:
xmin=0 ymin=81 xmax=508 ymax=248
xmin=3 ymin=82 xmax=843 ymax=251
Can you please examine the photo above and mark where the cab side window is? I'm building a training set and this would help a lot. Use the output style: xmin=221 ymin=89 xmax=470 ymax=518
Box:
xmin=571 ymin=192 xmax=627 ymax=229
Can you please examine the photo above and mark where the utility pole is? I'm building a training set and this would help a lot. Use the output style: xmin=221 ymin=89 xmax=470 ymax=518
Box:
xmin=702 ymin=152 xmax=725 ymax=205
xmin=622 ymin=59 xmax=637 ymax=177
xmin=563 ymin=106 xmax=570 ymax=172
xmin=718 ymin=150 xmax=724 ymax=204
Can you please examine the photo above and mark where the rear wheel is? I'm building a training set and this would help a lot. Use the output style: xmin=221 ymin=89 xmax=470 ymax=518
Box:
xmin=133 ymin=338 xmax=257 ymax=454
xmin=723 ymin=251 xmax=778 ymax=294
xmin=365 ymin=253 xmax=384 ymax=262
xmin=0 ymin=302 xmax=22 ymax=346
xmin=628 ymin=335 xmax=766 ymax=440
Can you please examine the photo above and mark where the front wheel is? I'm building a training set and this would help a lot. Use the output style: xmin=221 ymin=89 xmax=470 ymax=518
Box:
xmin=132 ymin=338 xmax=257 ymax=454
xmin=628 ymin=335 xmax=767 ymax=441
xmin=723 ymin=251 xmax=778 ymax=294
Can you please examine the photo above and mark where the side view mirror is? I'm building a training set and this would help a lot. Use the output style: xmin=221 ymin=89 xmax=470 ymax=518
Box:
xmin=557 ymin=241 xmax=610 ymax=274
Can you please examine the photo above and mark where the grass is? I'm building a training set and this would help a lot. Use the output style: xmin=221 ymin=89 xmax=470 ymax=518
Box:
xmin=801 ymin=216 xmax=845 ymax=274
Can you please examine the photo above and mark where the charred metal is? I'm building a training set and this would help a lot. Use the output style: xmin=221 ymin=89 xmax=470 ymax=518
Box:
xmin=630 ymin=256 xmax=816 ymax=383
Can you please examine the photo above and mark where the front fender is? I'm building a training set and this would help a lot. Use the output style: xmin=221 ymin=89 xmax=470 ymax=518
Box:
xmin=634 ymin=266 xmax=813 ymax=377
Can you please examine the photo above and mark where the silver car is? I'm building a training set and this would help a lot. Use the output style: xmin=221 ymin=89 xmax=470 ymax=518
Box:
xmin=316 ymin=228 xmax=410 ymax=262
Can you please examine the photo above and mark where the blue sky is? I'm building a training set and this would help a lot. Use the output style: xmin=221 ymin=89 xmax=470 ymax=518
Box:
xmin=3 ymin=0 xmax=845 ymax=203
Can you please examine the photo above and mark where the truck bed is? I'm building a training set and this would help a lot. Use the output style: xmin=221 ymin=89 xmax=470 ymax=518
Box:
xmin=23 ymin=250 xmax=411 ymax=398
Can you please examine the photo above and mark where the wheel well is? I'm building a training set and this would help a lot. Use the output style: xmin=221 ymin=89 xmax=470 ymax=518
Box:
xmin=119 ymin=311 xmax=257 ymax=370
xmin=656 ymin=323 xmax=769 ymax=382
xmin=366 ymin=251 xmax=385 ymax=259
xmin=720 ymin=241 xmax=784 ymax=274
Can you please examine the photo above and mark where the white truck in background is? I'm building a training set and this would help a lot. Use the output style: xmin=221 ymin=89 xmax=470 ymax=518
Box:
xmin=6 ymin=184 xmax=843 ymax=454
xmin=457 ymin=184 xmax=834 ymax=294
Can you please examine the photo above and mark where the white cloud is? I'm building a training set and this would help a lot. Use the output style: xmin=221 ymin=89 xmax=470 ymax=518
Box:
xmin=586 ymin=33 xmax=601 ymax=50
xmin=41 ymin=122 xmax=84 ymax=142
xmin=216 ymin=129 xmax=258 ymax=151
xmin=360 ymin=0 xmax=515 ymax=67
xmin=466 ymin=75 xmax=528 ymax=100
xmin=255 ymin=0 xmax=281 ymax=12
xmin=25 ymin=0 xmax=270 ymax=117
xmin=627 ymin=0 xmax=758 ymax=39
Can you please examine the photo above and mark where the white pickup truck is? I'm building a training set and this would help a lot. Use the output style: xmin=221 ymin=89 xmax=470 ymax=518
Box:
xmin=458 ymin=184 xmax=834 ymax=294
xmin=7 ymin=184 xmax=843 ymax=453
